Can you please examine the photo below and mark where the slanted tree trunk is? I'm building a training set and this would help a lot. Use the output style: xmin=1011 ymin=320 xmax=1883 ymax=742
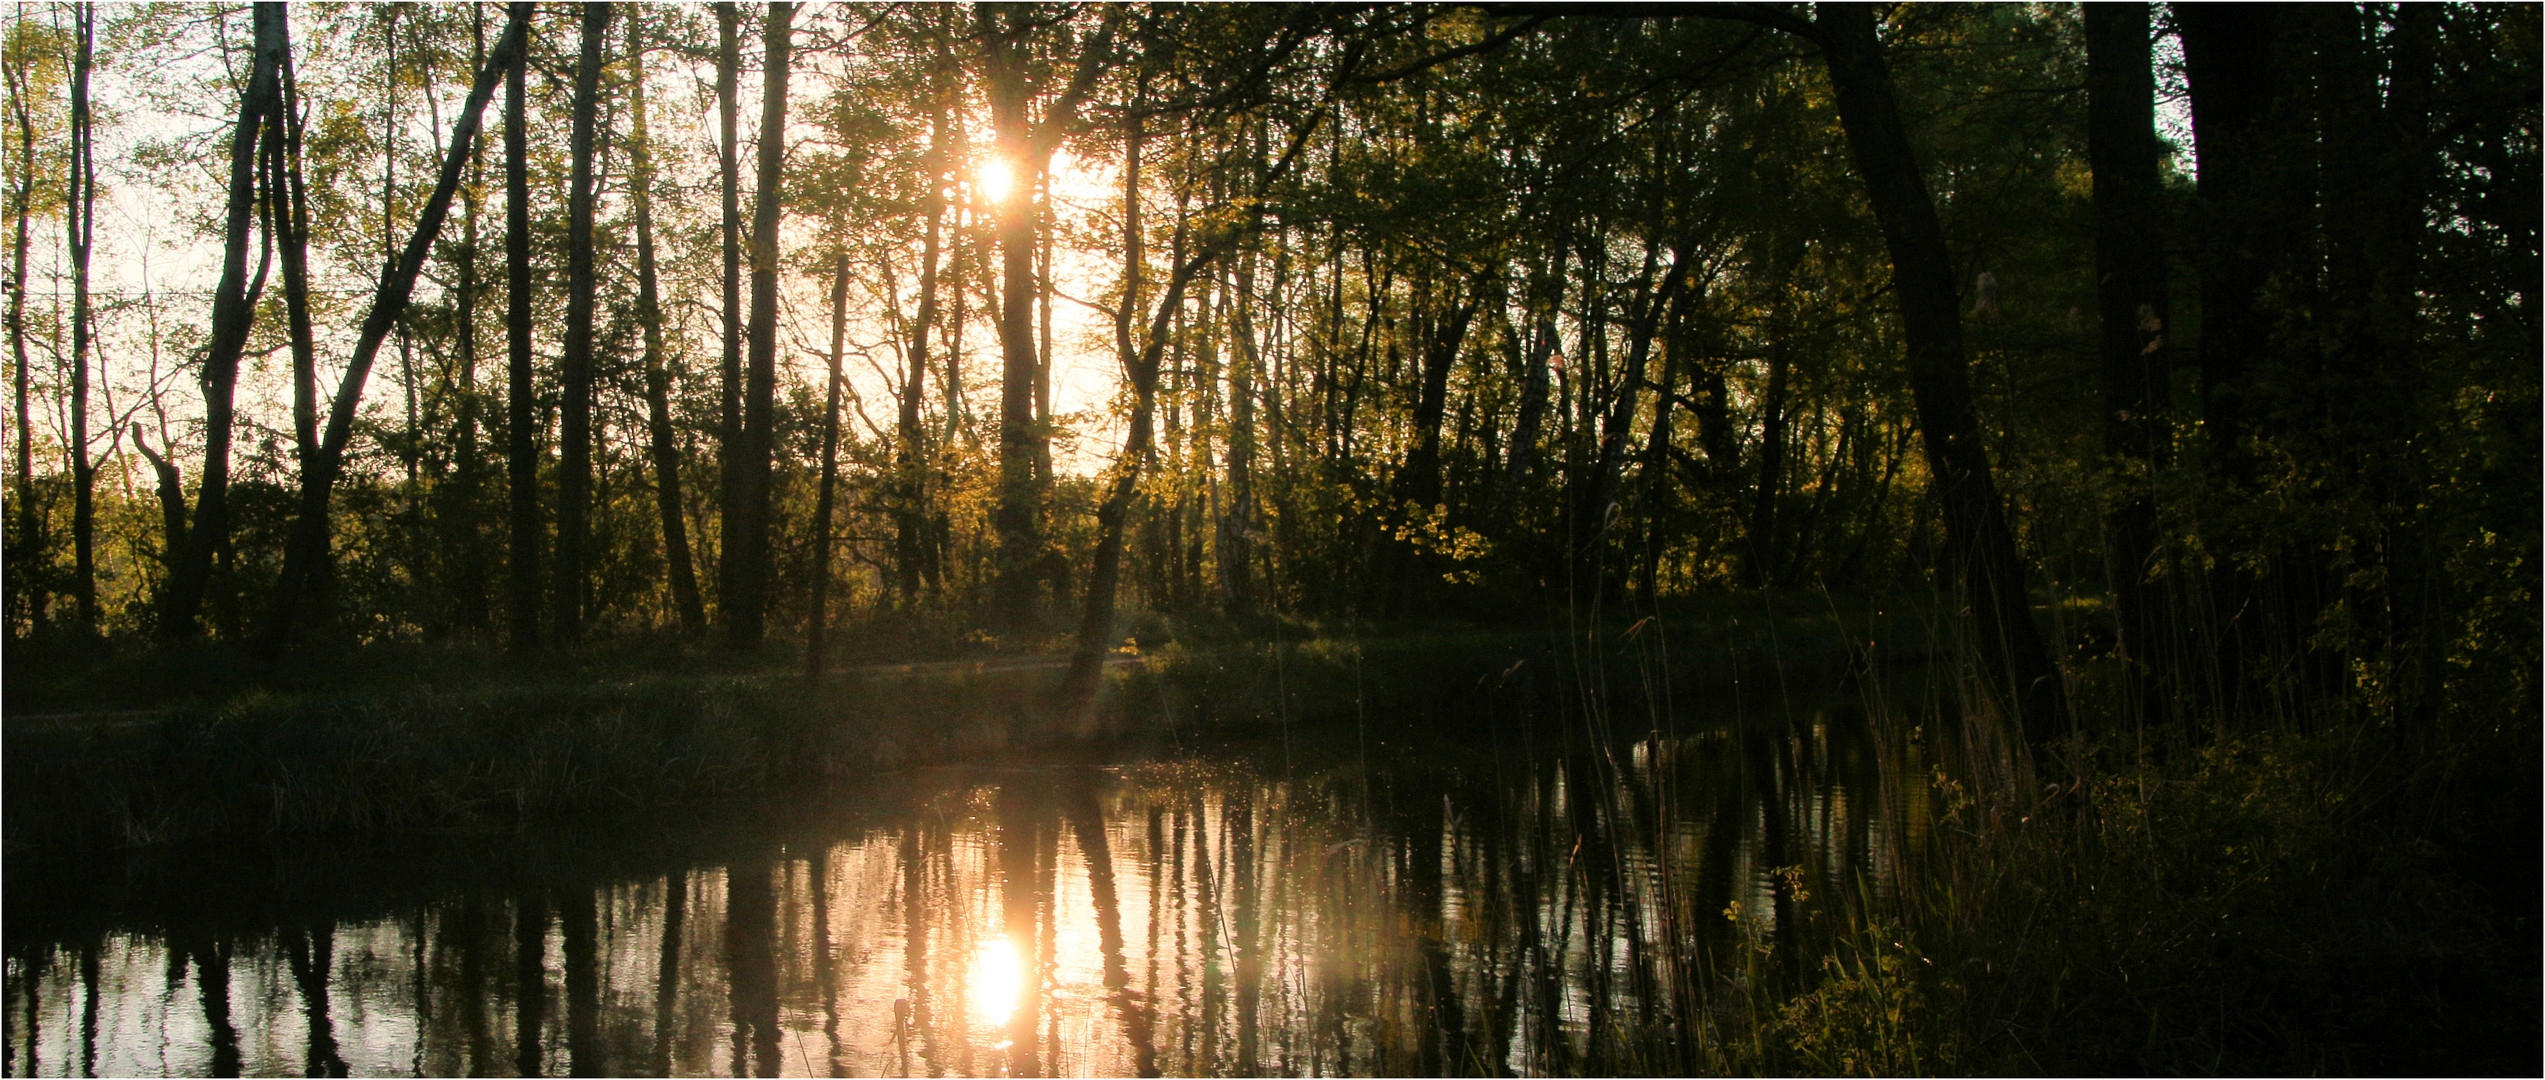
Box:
xmin=1636 ymin=270 xmax=1700 ymax=605
xmin=1814 ymin=2 xmax=2067 ymax=745
xmin=130 ymin=425 xmax=186 ymax=573
xmin=726 ymin=0 xmax=794 ymax=653
xmin=503 ymin=4 xmax=541 ymax=652
xmin=1067 ymin=112 xmax=1165 ymax=715
xmin=807 ymin=252 xmax=849 ymax=682
xmin=627 ymin=14 xmax=703 ymax=638
xmin=259 ymin=4 xmax=532 ymax=657
xmin=1067 ymin=101 xmax=1321 ymax=708
xmin=163 ymin=3 xmax=285 ymax=640
xmin=2085 ymin=3 xmax=2175 ymax=726
xmin=553 ymin=1 xmax=612 ymax=646
xmin=66 ymin=6 xmax=94 ymax=631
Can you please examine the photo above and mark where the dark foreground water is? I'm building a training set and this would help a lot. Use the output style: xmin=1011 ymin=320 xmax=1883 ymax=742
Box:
xmin=5 ymin=696 xmax=1932 ymax=1077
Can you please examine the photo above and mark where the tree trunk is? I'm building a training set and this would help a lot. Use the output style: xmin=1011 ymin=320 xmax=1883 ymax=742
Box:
xmin=1381 ymin=275 xmax=1484 ymax=613
xmin=2177 ymin=5 xmax=2286 ymax=491
xmin=163 ymin=3 xmax=284 ymax=640
xmin=130 ymin=425 xmax=186 ymax=573
xmin=1067 ymin=115 xmax=1166 ymax=713
xmin=2179 ymin=5 xmax=2298 ymax=724
xmin=1069 ymin=101 xmax=1321 ymax=702
xmin=726 ymin=0 xmax=794 ymax=652
xmin=270 ymin=24 xmax=328 ymax=626
xmin=448 ymin=6 xmax=492 ymax=636
xmin=1815 ymin=2 xmax=2066 ymax=745
xmin=2085 ymin=3 xmax=2175 ymax=726
xmin=807 ymin=252 xmax=849 ymax=681
xmin=504 ymin=4 xmax=542 ymax=652
xmin=2320 ymin=3 xmax=2439 ymax=730
xmin=5 ymin=48 xmax=40 ymax=632
xmin=1583 ymin=249 xmax=1688 ymax=595
xmin=1221 ymin=243 xmax=1259 ymax=614
xmin=1636 ymin=279 xmax=1697 ymax=606
xmin=977 ymin=5 xmax=1119 ymax=628
xmin=1035 ymin=175 xmax=1055 ymax=492
xmin=259 ymin=4 xmax=532 ymax=657
xmin=1493 ymin=237 xmax=1566 ymax=525
xmin=554 ymin=1 xmax=612 ymax=646
xmin=982 ymin=5 xmax=1045 ymax=629
xmin=66 ymin=6 xmax=94 ymax=630
xmin=715 ymin=2 xmax=745 ymax=630
xmin=898 ymin=41 xmax=951 ymax=610
xmin=1748 ymin=328 xmax=1790 ymax=585
xmin=627 ymin=14 xmax=704 ymax=638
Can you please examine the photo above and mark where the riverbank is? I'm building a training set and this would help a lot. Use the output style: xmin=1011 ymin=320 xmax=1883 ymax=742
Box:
xmin=3 ymin=597 xmax=1900 ymax=855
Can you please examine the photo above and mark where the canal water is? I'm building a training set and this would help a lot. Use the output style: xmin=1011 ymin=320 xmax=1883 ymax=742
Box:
xmin=4 ymin=690 xmax=1940 ymax=1077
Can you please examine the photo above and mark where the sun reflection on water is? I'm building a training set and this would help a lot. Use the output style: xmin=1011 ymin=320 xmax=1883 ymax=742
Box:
xmin=972 ymin=935 xmax=1022 ymax=1031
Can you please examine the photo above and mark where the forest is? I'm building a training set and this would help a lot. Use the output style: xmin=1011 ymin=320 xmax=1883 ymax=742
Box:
xmin=1 ymin=2 xmax=2538 ymax=1075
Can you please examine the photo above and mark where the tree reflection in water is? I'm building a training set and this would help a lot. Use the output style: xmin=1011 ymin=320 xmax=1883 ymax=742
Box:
xmin=3 ymin=708 xmax=1921 ymax=1077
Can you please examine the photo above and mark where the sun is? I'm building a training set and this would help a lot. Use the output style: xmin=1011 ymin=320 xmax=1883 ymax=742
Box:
xmin=978 ymin=157 xmax=1016 ymax=204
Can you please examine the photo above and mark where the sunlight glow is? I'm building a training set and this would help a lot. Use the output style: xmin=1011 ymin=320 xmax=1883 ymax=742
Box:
xmin=979 ymin=157 xmax=1016 ymax=204
xmin=972 ymin=936 xmax=1022 ymax=1029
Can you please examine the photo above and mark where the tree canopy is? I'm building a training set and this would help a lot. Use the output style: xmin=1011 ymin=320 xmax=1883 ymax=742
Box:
xmin=4 ymin=2 xmax=2535 ymax=749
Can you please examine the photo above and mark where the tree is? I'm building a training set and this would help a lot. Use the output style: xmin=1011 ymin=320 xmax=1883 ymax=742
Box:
xmin=64 ymin=4 xmax=93 ymax=631
xmin=724 ymin=0 xmax=795 ymax=652
xmin=626 ymin=10 xmax=704 ymax=637
xmin=714 ymin=1 xmax=744 ymax=633
xmin=259 ymin=3 xmax=533 ymax=656
xmin=2 ymin=16 xmax=48 ymax=633
xmin=503 ymin=1 xmax=541 ymax=651
xmin=161 ymin=3 xmax=284 ymax=641
xmin=2084 ymin=3 xmax=2174 ymax=725
xmin=978 ymin=2 xmax=1117 ymax=630
xmin=897 ymin=20 xmax=955 ymax=610
xmin=1723 ymin=2 xmax=2070 ymax=745
xmin=553 ymin=1 xmax=612 ymax=646
xmin=807 ymin=251 xmax=849 ymax=680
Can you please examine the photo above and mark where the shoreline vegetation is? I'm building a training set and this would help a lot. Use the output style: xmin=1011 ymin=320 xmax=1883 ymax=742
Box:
xmin=6 ymin=603 xmax=1863 ymax=852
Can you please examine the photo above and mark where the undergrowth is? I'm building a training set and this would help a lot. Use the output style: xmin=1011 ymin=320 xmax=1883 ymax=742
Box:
xmin=1709 ymin=720 xmax=2537 ymax=1076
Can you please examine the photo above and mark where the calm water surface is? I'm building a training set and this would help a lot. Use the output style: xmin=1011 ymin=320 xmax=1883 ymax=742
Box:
xmin=5 ymin=698 xmax=1935 ymax=1077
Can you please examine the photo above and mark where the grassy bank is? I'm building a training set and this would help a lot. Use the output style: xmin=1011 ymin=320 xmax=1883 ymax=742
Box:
xmin=3 ymin=599 xmax=1887 ymax=855
xmin=4 ymin=587 xmax=1937 ymax=853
